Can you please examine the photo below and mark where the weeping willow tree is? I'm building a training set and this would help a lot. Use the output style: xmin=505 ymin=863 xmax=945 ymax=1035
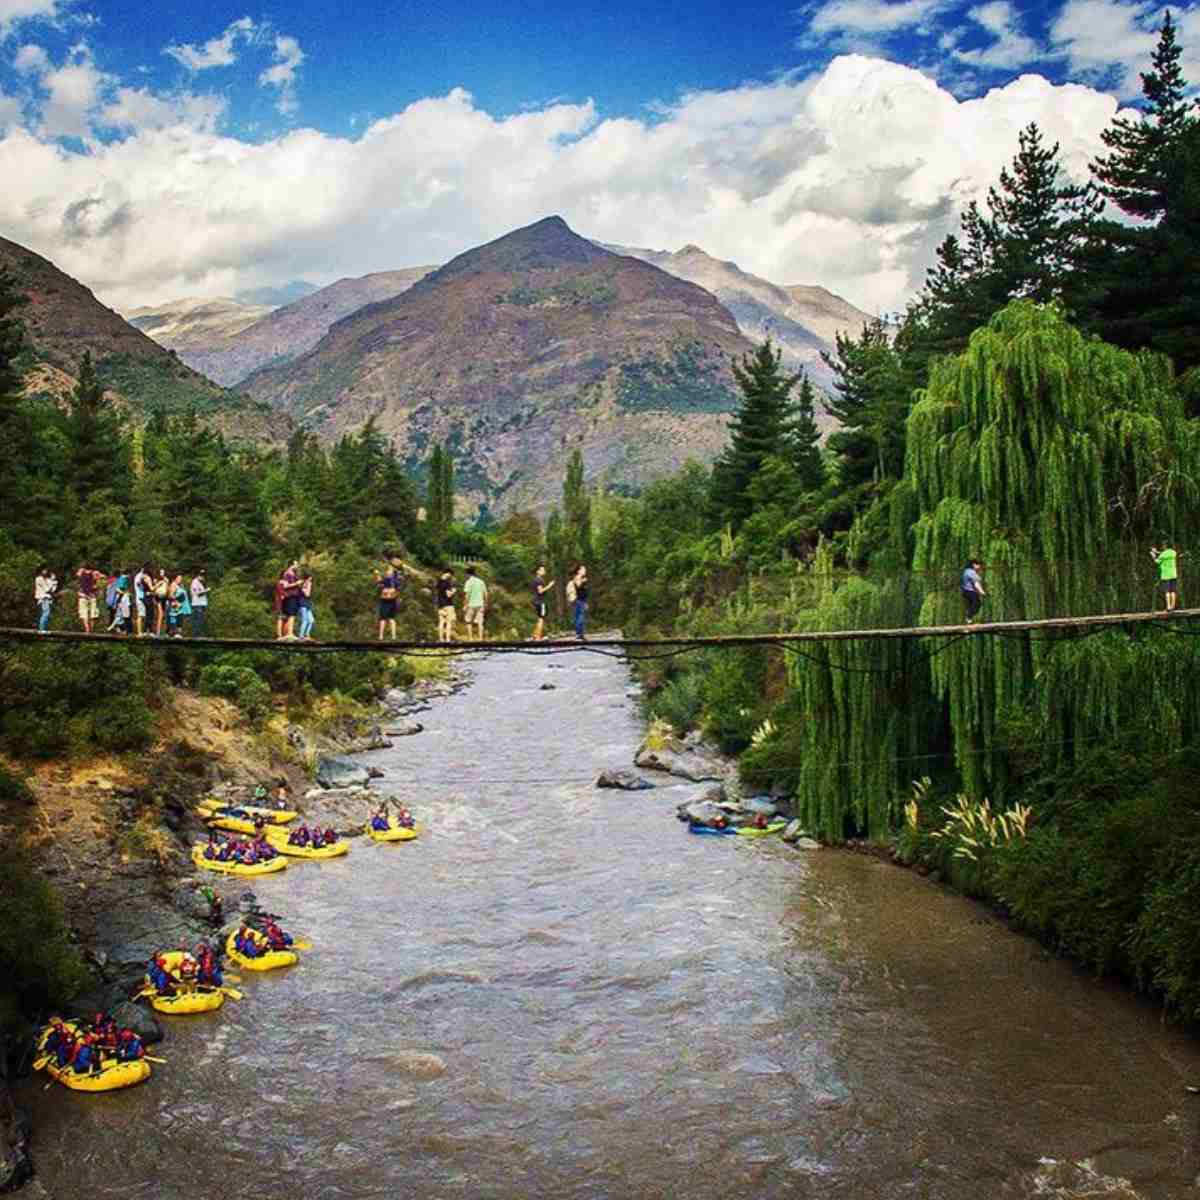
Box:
xmin=790 ymin=300 xmax=1200 ymax=837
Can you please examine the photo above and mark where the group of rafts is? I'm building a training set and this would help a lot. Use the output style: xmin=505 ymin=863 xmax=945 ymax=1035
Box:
xmin=34 ymin=798 xmax=420 ymax=1093
xmin=191 ymin=798 xmax=419 ymax=876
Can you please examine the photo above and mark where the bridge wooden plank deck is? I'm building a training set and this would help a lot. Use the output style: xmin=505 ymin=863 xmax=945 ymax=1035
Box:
xmin=0 ymin=607 xmax=1196 ymax=653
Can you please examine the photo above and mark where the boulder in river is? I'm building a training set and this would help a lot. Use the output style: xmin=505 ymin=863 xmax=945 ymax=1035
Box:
xmin=315 ymin=756 xmax=371 ymax=790
xmin=742 ymin=796 xmax=778 ymax=818
xmin=384 ymin=721 xmax=424 ymax=737
xmin=681 ymin=800 xmax=728 ymax=827
xmin=596 ymin=769 xmax=654 ymax=791
xmin=634 ymin=734 xmax=730 ymax=782
xmin=386 ymin=1051 xmax=447 ymax=1079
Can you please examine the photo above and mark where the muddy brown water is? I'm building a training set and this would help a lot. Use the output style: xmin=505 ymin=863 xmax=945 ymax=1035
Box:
xmin=18 ymin=646 xmax=1200 ymax=1199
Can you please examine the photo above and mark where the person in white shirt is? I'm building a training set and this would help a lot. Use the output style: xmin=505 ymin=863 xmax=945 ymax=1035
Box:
xmin=190 ymin=570 xmax=210 ymax=636
xmin=33 ymin=567 xmax=57 ymax=632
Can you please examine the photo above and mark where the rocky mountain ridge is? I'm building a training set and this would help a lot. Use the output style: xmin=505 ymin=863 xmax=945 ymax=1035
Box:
xmin=242 ymin=216 xmax=758 ymax=513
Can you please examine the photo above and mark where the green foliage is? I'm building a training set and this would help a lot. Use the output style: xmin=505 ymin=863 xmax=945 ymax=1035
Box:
xmin=617 ymin=341 xmax=736 ymax=413
xmin=0 ymin=763 xmax=34 ymax=805
xmin=0 ymin=849 xmax=89 ymax=1031
xmin=198 ymin=660 xmax=273 ymax=726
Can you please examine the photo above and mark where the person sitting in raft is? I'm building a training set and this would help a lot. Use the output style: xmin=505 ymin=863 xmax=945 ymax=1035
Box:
xmin=370 ymin=805 xmax=390 ymax=832
xmin=148 ymin=953 xmax=174 ymax=995
xmin=321 ymin=827 xmax=337 ymax=845
xmin=395 ymin=806 xmax=414 ymax=829
xmin=262 ymin=919 xmax=292 ymax=951
xmin=43 ymin=1017 xmax=68 ymax=1060
xmin=53 ymin=1028 xmax=76 ymax=1070
xmin=176 ymin=947 xmax=198 ymax=988
xmin=287 ymin=824 xmax=308 ymax=847
xmin=71 ymin=1034 xmax=102 ymax=1075
xmin=752 ymin=813 xmax=769 ymax=830
xmin=116 ymin=1029 xmax=145 ymax=1062
xmin=92 ymin=1012 xmax=118 ymax=1050
xmin=235 ymin=926 xmax=262 ymax=958
xmin=195 ymin=941 xmax=222 ymax=987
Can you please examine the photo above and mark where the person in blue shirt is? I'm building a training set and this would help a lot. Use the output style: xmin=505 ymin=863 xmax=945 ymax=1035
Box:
xmin=960 ymin=559 xmax=986 ymax=624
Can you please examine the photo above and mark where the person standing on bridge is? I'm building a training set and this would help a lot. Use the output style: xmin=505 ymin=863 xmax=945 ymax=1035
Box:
xmin=961 ymin=559 xmax=986 ymax=624
xmin=190 ymin=569 xmax=209 ymax=637
xmin=297 ymin=572 xmax=315 ymax=640
xmin=1151 ymin=542 xmax=1180 ymax=612
xmin=374 ymin=558 xmax=401 ymax=640
xmin=531 ymin=564 xmax=554 ymax=640
xmin=462 ymin=565 xmax=488 ymax=641
xmin=75 ymin=563 xmax=102 ymax=634
xmin=435 ymin=568 xmax=457 ymax=643
xmin=570 ymin=565 xmax=590 ymax=640
xmin=33 ymin=565 xmax=57 ymax=633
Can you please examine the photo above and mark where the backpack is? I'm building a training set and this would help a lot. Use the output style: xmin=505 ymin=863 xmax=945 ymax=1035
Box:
xmin=566 ymin=581 xmax=577 ymax=604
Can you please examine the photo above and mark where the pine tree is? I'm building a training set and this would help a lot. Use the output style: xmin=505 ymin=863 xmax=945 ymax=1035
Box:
xmin=822 ymin=319 xmax=911 ymax=489
xmin=909 ymin=125 xmax=1101 ymax=365
xmin=425 ymin=442 xmax=454 ymax=538
xmin=788 ymin=373 xmax=826 ymax=491
xmin=1093 ymin=11 xmax=1196 ymax=220
xmin=64 ymin=350 xmax=130 ymax=510
xmin=710 ymin=340 xmax=798 ymax=527
xmin=562 ymin=448 xmax=593 ymax=567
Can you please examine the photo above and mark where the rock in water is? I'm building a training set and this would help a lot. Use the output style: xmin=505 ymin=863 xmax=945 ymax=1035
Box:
xmin=315 ymin=756 xmax=371 ymax=790
xmin=794 ymin=837 xmax=821 ymax=851
xmin=108 ymin=1000 xmax=164 ymax=1044
xmin=682 ymin=800 xmax=727 ymax=827
xmin=384 ymin=721 xmax=424 ymax=737
xmin=388 ymin=1051 xmax=447 ymax=1079
xmin=742 ymin=796 xmax=778 ymax=818
xmin=596 ymin=769 xmax=654 ymax=791
xmin=781 ymin=819 xmax=803 ymax=843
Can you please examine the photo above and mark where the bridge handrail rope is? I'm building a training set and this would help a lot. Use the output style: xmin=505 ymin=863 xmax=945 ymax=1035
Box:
xmin=1 ymin=607 xmax=1197 ymax=655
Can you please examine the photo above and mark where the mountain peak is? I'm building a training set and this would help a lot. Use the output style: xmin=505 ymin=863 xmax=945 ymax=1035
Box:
xmin=430 ymin=214 xmax=611 ymax=283
xmin=677 ymin=244 xmax=709 ymax=257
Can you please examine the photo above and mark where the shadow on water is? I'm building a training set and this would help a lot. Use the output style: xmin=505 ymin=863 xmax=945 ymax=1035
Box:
xmin=19 ymin=645 xmax=1200 ymax=1199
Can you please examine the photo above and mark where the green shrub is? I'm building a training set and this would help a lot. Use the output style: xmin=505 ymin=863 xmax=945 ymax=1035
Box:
xmin=198 ymin=662 xmax=272 ymax=726
xmin=0 ymin=763 xmax=34 ymax=805
xmin=650 ymin=669 xmax=703 ymax=735
xmin=0 ymin=849 xmax=89 ymax=1032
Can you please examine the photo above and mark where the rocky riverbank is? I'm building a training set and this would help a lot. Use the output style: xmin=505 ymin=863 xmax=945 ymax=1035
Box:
xmin=0 ymin=666 xmax=472 ymax=1194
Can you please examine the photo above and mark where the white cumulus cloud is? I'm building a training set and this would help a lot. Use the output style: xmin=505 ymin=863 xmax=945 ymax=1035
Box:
xmin=38 ymin=42 xmax=104 ymax=138
xmin=165 ymin=16 xmax=256 ymax=72
xmin=0 ymin=55 xmax=1128 ymax=318
xmin=807 ymin=0 xmax=951 ymax=36
xmin=258 ymin=33 xmax=303 ymax=114
xmin=13 ymin=40 xmax=46 ymax=72
xmin=0 ymin=0 xmax=63 ymax=37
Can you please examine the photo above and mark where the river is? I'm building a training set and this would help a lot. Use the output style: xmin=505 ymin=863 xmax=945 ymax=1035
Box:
xmin=19 ymin=644 xmax=1200 ymax=1199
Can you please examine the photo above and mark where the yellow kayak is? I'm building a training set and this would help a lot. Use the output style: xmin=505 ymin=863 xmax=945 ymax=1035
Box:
xmin=366 ymin=821 xmax=419 ymax=842
xmin=197 ymin=802 xmax=297 ymax=825
xmin=191 ymin=845 xmax=287 ymax=876
xmin=35 ymin=1022 xmax=151 ymax=1092
xmin=225 ymin=930 xmax=298 ymax=971
xmin=734 ymin=820 xmax=788 ymax=838
xmin=263 ymin=830 xmax=348 ymax=859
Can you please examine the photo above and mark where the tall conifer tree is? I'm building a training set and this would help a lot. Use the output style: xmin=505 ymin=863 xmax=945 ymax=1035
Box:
xmin=1092 ymin=11 xmax=1195 ymax=220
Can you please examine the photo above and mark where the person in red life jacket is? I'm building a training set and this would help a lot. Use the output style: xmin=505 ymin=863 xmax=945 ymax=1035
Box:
xmin=752 ymin=813 xmax=768 ymax=830
xmin=92 ymin=1012 xmax=118 ymax=1051
xmin=262 ymin=919 xmax=293 ymax=951
xmin=195 ymin=942 xmax=222 ymax=987
xmin=322 ymin=827 xmax=337 ymax=845
xmin=54 ymin=1028 xmax=77 ymax=1069
xmin=116 ymin=1029 xmax=145 ymax=1062
xmin=288 ymin=824 xmax=309 ymax=846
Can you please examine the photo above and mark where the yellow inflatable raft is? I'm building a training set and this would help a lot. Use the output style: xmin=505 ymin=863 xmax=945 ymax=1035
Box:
xmin=35 ymin=1022 xmax=151 ymax=1093
xmin=263 ymin=828 xmax=348 ymax=858
xmin=143 ymin=951 xmax=227 ymax=1013
xmin=225 ymin=929 xmax=299 ymax=971
xmin=196 ymin=802 xmax=297 ymax=824
xmin=205 ymin=815 xmax=261 ymax=835
xmin=191 ymin=845 xmax=287 ymax=876
xmin=366 ymin=820 xmax=419 ymax=842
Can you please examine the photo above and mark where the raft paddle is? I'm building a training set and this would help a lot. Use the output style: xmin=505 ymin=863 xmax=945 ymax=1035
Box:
xmin=144 ymin=1055 xmax=167 ymax=1064
xmin=219 ymin=985 xmax=243 ymax=1001
xmin=291 ymin=939 xmax=313 ymax=951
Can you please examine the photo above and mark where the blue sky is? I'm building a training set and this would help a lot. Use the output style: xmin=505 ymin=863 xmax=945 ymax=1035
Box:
xmin=0 ymin=0 xmax=1191 ymax=311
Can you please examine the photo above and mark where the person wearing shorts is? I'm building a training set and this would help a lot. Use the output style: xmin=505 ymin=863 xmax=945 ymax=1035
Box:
xmin=76 ymin=563 xmax=100 ymax=633
xmin=1151 ymin=543 xmax=1180 ymax=612
xmin=531 ymin=564 xmax=554 ymax=640
xmin=462 ymin=565 xmax=487 ymax=641
xmin=435 ymin=568 xmax=457 ymax=643
xmin=279 ymin=560 xmax=301 ymax=639
xmin=375 ymin=560 xmax=400 ymax=640
xmin=133 ymin=564 xmax=151 ymax=637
